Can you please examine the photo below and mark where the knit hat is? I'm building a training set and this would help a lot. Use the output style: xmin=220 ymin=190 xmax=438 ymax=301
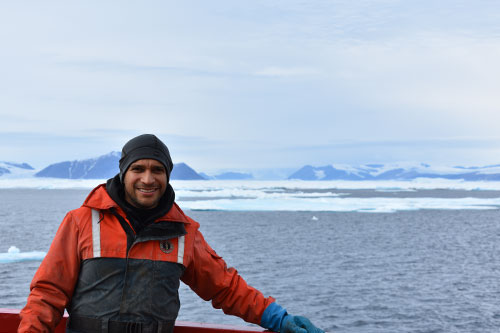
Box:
xmin=119 ymin=134 xmax=173 ymax=183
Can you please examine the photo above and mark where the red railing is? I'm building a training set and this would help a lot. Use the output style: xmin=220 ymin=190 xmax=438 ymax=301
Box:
xmin=0 ymin=309 xmax=267 ymax=333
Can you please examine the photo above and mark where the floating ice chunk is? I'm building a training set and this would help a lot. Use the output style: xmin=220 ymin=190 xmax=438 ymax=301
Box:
xmin=311 ymin=216 xmax=319 ymax=221
xmin=0 ymin=246 xmax=46 ymax=263
xmin=178 ymin=196 xmax=500 ymax=213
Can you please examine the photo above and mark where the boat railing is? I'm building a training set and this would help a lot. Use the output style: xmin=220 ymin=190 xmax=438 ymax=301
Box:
xmin=0 ymin=308 xmax=268 ymax=333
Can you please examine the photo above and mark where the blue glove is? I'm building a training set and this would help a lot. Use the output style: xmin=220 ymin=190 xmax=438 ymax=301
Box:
xmin=261 ymin=302 xmax=324 ymax=333
xmin=281 ymin=314 xmax=325 ymax=333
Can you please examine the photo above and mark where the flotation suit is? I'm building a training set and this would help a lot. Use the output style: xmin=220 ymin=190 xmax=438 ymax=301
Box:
xmin=19 ymin=184 xmax=274 ymax=332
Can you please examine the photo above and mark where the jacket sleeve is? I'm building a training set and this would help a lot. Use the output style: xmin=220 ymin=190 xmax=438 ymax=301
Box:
xmin=181 ymin=229 xmax=275 ymax=325
xmin=18 ymin=211 xmax=82 ymax=333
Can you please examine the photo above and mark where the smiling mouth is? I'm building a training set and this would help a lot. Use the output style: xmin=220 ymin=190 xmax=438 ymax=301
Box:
xmin=137 ymin=188 xmax=158 ymax=193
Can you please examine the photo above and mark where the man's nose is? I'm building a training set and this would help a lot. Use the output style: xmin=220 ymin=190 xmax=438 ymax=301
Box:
xmin=141 ymin=170 xmax=155 ymax=184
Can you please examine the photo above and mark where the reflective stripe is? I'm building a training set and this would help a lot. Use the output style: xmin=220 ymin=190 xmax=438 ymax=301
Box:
xmin=91 ymin=209 xmax=101 ymax=258
xmin=177 ymin=236 xmax=185 ymax=265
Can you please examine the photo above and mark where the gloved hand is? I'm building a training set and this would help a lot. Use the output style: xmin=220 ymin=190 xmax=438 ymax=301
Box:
xmin=260 ymin=302 xmax=325 ymax=333
xmin=281 ymin=314 xmax=325 ymax=333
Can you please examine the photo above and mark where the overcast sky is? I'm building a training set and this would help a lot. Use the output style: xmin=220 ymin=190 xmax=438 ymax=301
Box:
xmin=1 ymin=1 xmax=500 ymax=172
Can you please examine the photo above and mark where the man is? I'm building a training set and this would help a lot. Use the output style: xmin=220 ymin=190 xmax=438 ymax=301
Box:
xmin=19 ymin=134 xmax=324 ymax=333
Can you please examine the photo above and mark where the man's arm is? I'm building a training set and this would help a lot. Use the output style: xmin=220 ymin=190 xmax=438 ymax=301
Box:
xmin=18 ymin=212 xmax=81 ymax=332
xmin=181 ymin=229 xmax=324 ymax=332
xmin=181 ymin=229 xmax=274 ymax=325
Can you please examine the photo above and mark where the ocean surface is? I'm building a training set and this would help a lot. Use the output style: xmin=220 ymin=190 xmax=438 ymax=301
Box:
xmin=1 ymin=179 xmax=500 ymax=332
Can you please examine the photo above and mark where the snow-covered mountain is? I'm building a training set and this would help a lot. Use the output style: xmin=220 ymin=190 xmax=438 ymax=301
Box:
xmin=288 ymin=163 xmax=500 ymax=181
xmin=0 ymin=161 xmax=36 ymax=178
xmin=35 ymin=152 xmax=121 ymax=179
xmin=33 ymin=152 xmax=205 ymax=180
xmin=171 ymin=163 xmax=205 ymax=180
xmin=214 ymin=172 xmax=253 ymax=180
xmin=5 ymin=157 xmax=500 ymax=182
xmin=201 ymin=171 xmax=254 ymax=180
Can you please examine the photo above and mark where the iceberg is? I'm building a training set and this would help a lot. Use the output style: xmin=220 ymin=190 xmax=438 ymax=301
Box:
xmin=0 ymin=246 xmax=46 ymax=263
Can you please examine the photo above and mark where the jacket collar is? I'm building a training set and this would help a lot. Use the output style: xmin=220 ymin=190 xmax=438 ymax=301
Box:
xmin=82 ymin=184 xmax=190 ymax=224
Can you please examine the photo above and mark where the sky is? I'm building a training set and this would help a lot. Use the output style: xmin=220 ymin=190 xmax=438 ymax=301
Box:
xmin=1 ymin=0 xmax=500 ymax=174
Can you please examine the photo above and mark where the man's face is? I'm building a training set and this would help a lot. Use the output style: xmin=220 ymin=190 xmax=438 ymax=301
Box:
xmin=123 ymin=159 xmax=167 ymax=209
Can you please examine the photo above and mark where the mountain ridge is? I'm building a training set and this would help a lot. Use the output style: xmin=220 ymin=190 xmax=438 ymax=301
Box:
xmin=288 ymin=163 xmax=500 ymax=181
xmin=0 ymin=161 xmax=36 ymax=178
xmin=30 ymin=152 xmax=206 ymax=180
xmin=5 ymin=154 xmax=500 ymax=181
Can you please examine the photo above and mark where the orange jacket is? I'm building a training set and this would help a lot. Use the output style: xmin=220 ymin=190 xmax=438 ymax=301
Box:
xmin=19 ymin=184 xmax=274 ymax=332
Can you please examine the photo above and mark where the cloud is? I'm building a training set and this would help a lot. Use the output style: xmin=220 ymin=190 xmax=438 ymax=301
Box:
xmin=1 ymin=1 xmax=500 ymax=169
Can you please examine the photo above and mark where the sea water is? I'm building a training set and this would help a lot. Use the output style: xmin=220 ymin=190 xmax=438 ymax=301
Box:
xmin=1 ymin=180 xmax=500 ymax=332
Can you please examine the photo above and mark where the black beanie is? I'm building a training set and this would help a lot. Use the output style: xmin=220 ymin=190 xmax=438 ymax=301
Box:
xmin=119 ymin=134 xmax=173 ymax=183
